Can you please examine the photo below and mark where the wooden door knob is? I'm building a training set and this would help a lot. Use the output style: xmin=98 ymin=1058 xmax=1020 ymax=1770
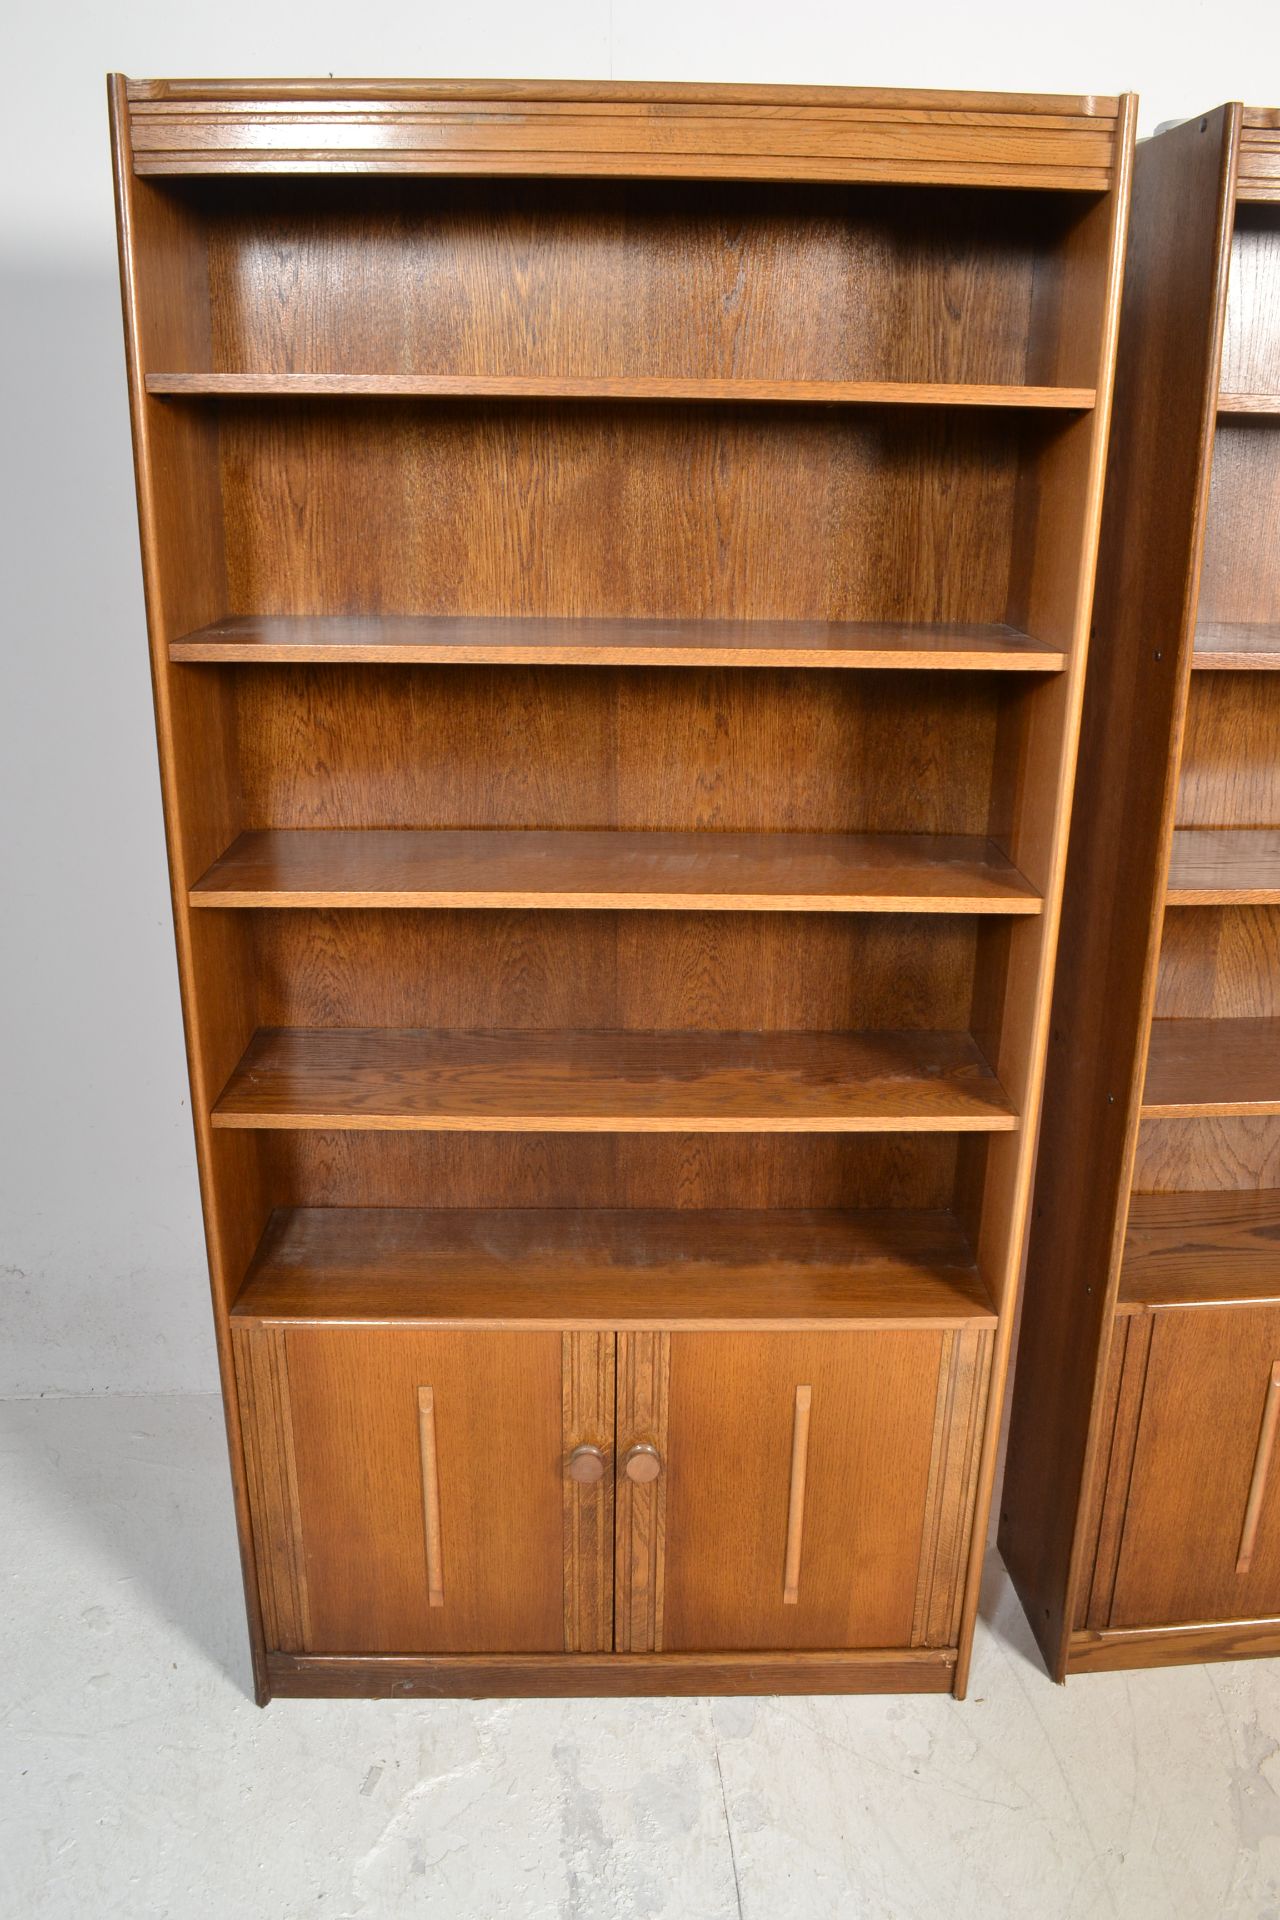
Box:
xmin=566 ymin=1444 xmax=606 ymax=1484
xmin=622 ymin=1443 xmax=662 ymax=1484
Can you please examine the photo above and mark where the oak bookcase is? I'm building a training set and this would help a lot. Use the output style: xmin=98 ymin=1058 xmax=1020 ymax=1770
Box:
xmin=110 ymin=76 xmax=1134 ymax=1702
xmin=1001 ymin=105 xmax=1280 ymax=1679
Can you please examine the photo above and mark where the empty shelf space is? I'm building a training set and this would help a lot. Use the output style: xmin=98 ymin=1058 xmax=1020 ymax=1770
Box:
xmin=190 ymin=828 xmax=1042 ymax=915
xmin=1119 ymin=1190 xmax=1280 ymax=1311
xmin=211 ymin=1027 xmax=1018 ymax=1134
xmin=1142 ymin=1018 xmax=1280 ymax=1118
xmin=1166 ymin=829 xmax=1280 ymax=903
xmin=230 ymin=1205 xmax=997 ymax=1329
xmin=1218 ymin=392 xmax=1280 ymax=414
xmin=169 ymin=614 xmax=1065 ymax=672
xmin=1192 ymin=623 xmax=1280 ymax=671
xmin=144 ymin=371 xmax=1095 ymax=408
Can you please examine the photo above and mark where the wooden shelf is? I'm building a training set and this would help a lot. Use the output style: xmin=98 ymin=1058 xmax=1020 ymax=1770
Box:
xmin=1142 ymin=1018 xmax=1280 ymax=1118
xmin=231 ymin=1205 xmax=996 ymax=1329
xmin=191 ymin=828 xmax=1042 ymax=915
xmin=1119 ymin=1190 xmax=1280 ymax=1311
xmin=1192 ymin=623 xmax=1280 ymax=670
xmin=1166 ymin=829 xmax=1280 ymax=904
xmin=170 ymin=614 xmax=1065 ymax=672
xmin=145 ymin=371 xmax=1095 ymax=409
xmin=211 ymin=1026 xmax=1017 ymax=1133
xmin=1217 ymin=393 xmax=1280 ymax=414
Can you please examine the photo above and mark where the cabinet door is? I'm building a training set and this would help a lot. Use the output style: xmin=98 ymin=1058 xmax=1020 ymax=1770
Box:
xmin=614 ymin=1329 xmax=990 ymax=1653
xmin=234 ymin=1326 xmax=614 ymax=1655
xmin=1111 ymin=1305 xmax=1280 ymax=1627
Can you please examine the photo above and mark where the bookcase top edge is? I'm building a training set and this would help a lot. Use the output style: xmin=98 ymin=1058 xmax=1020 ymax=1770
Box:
xmin=118 ymin=76 xmax=1123 ymax=118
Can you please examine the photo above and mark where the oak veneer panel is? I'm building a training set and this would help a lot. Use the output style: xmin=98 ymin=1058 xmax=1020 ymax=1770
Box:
xmin=231 ymin=667 xmax=1013 ymax=836
xmin=1119 ymin=1190 xmax=1280 ymax=1309
xmin=997 ymin=109 xmax=1234 ymax=1680
xmin=279 ymin=1327 xmax=565 ymax=1652
xmin=217 ymin=404 xmax=1042 ymax=626
xmin=1155 ymin=908 xmax=1280 ymax=1021
xmin=172 ymin=614 xmax=1063 ymax=670
xmin=1110 ymin=1305 xmax=1280 ymax=1627
xmin=1133 ymin=1117 xmax=1280 ymax=1194
xmin=1143 ymin=1018 xmax=1280 ymax=1117
xmin=192 ymin=828 xmax=1041 ymax=914
xmin=1221 ymin=207 xmax=1280 ymax=398
xmin=1167 ymin=830 xmax=1280 ymax=902
xmin=1197 ymin=422 xmax=1280 ymax=628
xmin=660 ymin=1331 xmax=949 ymax=1649
xmin=212 ymin=1026 xmax=1017 ymax=1133
xmin=262 ymin=1132 xmax=964 ymax=1215
xmin=249 ymin=911 xmax=981 ymax=1036
xmin=1193 ymin=623 xmax=1280 ymax=669
xmin=1176 ymin=675 xmax=1280 ymax=828
xmin=231 ymin=1205 xmax=995 ymax=1327
xmin=196 ymin=179 xmax=1084 ymax=389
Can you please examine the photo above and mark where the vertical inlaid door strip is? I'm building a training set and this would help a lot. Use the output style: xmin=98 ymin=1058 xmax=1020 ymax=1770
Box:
xmin=911 ymin=1331 xmax=956 ymax=1646
xmin=911 ymin=1328 xmax=993 ymax=1647
xmin=614 ymin=1332 xmax=670 ymax=1653
xmin=1086 ymin=1312 xmax=1154 ymax=1629
xmin=783 ymin=1384 xmax=813 ymax=1605
xmin=1237 ymin=1361 xmax=1280 ymax=1575
xmin=562 ymin=1332 xmax=616 ymax=1652
xmin=231 ymin=1325 xmax=311 ymax=1653
xmin=417 ymin=1385 xmax=445 ymax=1608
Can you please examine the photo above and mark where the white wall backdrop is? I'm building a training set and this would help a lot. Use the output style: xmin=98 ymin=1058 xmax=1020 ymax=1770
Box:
xmin=2 ymin=0 xmax=1277 ymax=1393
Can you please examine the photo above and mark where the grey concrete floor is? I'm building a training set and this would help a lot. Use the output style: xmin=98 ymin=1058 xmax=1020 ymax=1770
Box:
xmin=5 ymin=1393 xmax=1280 ymax=1918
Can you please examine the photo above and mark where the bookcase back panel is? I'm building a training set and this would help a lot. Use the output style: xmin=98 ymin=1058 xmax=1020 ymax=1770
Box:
xmin=217 ymin=402 xmax=1052 ymax=625
xmin=258 ymin=1130 xmax=963 ymax=1212
xmin=1198 ymin=422 xmax=1280 ymax=626
xmin=1156 ymin=908 xmax=1280 ymax=1020
xmin=1133 ymin=1117 xmax=1280 ymax=1195
xmin=234 ymin=666 xmax=1019 ymax=836
xmin=248 ymin=909 xmax=981 ymax=1033
xmin=1220 ymin=206 xmax=1280 ymax=398
xmin=185 ymin=178 xmax=1090 ymax=387
xmin=1176 ymin=674 xmax=1280 ymax=828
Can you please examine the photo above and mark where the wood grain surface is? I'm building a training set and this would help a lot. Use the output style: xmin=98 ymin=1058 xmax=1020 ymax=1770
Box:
xmin=211 ymin=1025 xmax=1017 ymax=1132
xmin=1143 ymin=1017 xmax=1280 ymax=1116
xmin=1167 ymin=828 xmax=1280 ymax=901
xmin=230 ymin=1204 xmax=995 ymax=1327
xmin=171 ymin=613 xmax=1063 ymax=670
xmin=191 ymin=827 xmax=1042 ymax=913
xmin=1120 ymin=1189 xmax=1280 ymax=1308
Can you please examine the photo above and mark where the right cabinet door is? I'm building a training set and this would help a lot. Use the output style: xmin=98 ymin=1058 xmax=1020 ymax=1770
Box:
xmin=1112 ymin=1305 xmax=1280 ymax=1627
xmin=620 ymin=1329 xmax=990 ymax=1654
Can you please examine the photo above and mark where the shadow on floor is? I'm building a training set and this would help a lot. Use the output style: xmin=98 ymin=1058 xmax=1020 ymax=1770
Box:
xmin=2 ymin=1391 xmax=256 ymax=1698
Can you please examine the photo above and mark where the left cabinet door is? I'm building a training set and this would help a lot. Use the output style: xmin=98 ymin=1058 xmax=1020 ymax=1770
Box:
xmin=233 ymin=1326 xmax=615 ymax=1655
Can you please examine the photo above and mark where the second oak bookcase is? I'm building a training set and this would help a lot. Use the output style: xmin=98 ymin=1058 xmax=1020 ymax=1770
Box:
xmin=110 ymin=76 xmax=1134 ymax=1701
xmin=1002 ymin=104 xmax=1280 ymax=1678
